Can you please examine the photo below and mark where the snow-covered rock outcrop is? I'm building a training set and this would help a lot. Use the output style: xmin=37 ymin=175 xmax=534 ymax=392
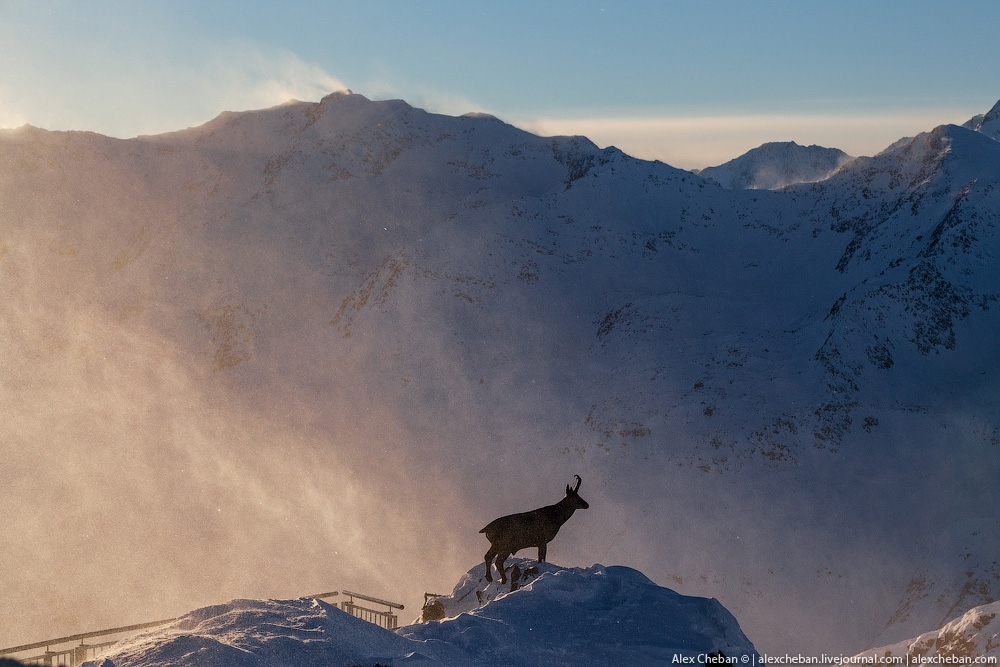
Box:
xmin=80 ymin=561 xmax=757 ymax=667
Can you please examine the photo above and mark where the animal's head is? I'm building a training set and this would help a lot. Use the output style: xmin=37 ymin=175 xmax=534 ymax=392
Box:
xmin=564 ymin=475 xmax=589 ymax=509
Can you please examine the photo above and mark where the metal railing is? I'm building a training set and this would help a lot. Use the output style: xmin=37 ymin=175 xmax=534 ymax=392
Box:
xmin=340 ymin=590 xmax=405 ymax=630
xmin=0 ymin=618 xmax=179 ymax=667
xmin=1 ymin=591 xmax=344 ymax=667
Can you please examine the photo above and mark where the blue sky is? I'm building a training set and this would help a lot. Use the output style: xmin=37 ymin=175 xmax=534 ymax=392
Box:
xmin=1 ymin=0 xmax=997 ymax=168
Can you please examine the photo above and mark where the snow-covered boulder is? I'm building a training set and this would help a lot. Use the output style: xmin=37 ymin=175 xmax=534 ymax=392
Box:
xmin=403 ymin=559 xmax=759 ymax=665
xmin=83 ymin=561 xmax=758 ymax=666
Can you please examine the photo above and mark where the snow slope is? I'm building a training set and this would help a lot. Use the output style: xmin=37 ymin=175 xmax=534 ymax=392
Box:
xmin=859 ymin=600 xmax=1000 ymax=661
xmin=963 ymin=98 xmax=1000 ymax=141
xmin=696 ymin=141 xmax=853 ymax=189
xmin=77 ymin=561 xmax=757 ymax=667
xmin=3 ymin=92 xmax=1000 ymax=655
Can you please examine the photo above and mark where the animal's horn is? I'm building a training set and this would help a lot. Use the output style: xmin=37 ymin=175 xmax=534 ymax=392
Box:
xmin=573 ymin=475 xmax=582 ymax=492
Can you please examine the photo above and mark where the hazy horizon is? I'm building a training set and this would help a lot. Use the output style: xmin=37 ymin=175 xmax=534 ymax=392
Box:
xmin=1 ymin=1 xmax=997 ymax=169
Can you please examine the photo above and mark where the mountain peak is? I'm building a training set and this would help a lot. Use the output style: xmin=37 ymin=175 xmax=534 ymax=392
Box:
xmin=461 ymin=111 xmax=501 ymax=121
xmin=982 ymin=98 xmax=1000 ymax=124
xmin=697 ymin=140 xmax=853 ymax=189
xmin=961 ymin=98 xmax=1000 ymax=140
xmin=322 ymin=88 xmax=354 ymax=99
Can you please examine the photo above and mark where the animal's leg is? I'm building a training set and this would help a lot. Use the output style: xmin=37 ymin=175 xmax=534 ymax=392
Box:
xmin=537 ymin=543 xmax=547 ymax=562
xmin=484 ymin=546 xmax=498 ymax=582
xmin=495 ymin=551 xmax=512 ymax=584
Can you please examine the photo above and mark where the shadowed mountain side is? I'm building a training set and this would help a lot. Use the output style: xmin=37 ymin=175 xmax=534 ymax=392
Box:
xmin=3 ymin=93 xmax=1000 ymax=654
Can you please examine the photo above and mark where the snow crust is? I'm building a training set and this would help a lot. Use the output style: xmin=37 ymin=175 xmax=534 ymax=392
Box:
xmin=79 ymin=561 xmax=757 ymax=667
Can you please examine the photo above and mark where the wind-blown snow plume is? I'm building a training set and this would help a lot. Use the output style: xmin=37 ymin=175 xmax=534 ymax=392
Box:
xmin=697 ymin=141 xmax=853 ymax=189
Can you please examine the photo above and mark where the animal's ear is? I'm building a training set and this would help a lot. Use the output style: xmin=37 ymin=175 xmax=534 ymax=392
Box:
xmin=566 ymin=484 xmax=572 ymax=494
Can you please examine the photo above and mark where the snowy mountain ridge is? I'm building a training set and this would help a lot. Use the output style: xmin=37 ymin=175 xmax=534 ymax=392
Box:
xmin=696 ymin=141 xmax=854 ymax=189
xmin=859 ymin=598 xmax=1000 ymax=661
xmin=2 ymin=91 xmax=1000 ymax=655
xmin=963 ymin=98 xmax=1000 ymax=141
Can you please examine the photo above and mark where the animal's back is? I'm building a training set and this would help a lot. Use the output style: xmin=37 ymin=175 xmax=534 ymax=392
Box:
xmin=479 ymin=515 xmax=509 ymax=536
xmin=480 ymin=508 xmax=549 ymax=541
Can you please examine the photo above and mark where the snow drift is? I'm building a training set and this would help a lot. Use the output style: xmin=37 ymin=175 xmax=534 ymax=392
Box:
xmin=79 ymin=561 xmax=757 ymax=667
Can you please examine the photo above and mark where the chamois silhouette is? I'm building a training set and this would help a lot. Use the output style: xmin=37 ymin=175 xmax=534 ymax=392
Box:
xmin=480 ymin=475 xmax=589 ymax=584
